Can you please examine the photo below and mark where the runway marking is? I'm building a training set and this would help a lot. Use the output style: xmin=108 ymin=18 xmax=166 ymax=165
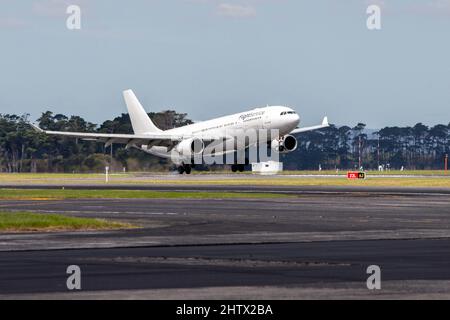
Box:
xmin=81 ymin=256 xmax=351 ymax=268
xmin=0 ymin=209 xmax=178 ymax=216
xmin=3 ymin=229 xmax=450 ymax=253
xmin=0 ymin=200 xmax=65 ymax=208
xmin=0 ymin=197 xmax=59 ymax=201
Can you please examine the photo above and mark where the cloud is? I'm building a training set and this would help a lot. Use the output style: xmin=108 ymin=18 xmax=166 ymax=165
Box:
xmin=364 ymin=0 xmax=386 ymax=10
xmin=32 ymin=0 xmax=87 ymax=18
xmin=217 ymin=3 xmax=256 ymax=18
xmin=408 ymin=0 xmax=450 ymax=17
xmin=429 ymin=0 xmax=450 ymax=9
xmin=0 ymin=17 xmax=27 ymax=29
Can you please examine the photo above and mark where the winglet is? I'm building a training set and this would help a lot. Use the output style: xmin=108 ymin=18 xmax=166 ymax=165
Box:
xmin=30 ymin=123 xmax=44 ymax=133
xmin=322 ymin=116 xmax=329 ymax=126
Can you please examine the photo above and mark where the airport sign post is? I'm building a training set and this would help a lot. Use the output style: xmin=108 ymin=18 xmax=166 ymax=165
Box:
xmin=347 ymin=171 xmax=366 ymax=180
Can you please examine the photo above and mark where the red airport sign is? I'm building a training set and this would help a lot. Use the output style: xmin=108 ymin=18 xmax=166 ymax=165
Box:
xmin=347 ymin=171 xmax=366 ymax=179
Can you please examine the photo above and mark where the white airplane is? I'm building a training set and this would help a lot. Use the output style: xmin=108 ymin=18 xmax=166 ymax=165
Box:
xmin=32 ymin=90 xmax=329 ymax=174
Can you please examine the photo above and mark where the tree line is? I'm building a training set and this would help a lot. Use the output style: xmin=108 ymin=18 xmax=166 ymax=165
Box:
xmin=0 ymin=112 xmax=449 ymax=172
xmin=0 ymin=111 xmax=192 ymax=173
xmin=283 ymin=122 xmax=450 ymax=171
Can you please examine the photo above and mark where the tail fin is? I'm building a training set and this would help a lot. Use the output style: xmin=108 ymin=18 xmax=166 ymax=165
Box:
xmin=123 ymin=89 xmax=162 ymax=134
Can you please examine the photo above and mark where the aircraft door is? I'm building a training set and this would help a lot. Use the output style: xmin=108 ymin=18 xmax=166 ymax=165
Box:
xmin=263 ymin=112 xmax=271 ymax=129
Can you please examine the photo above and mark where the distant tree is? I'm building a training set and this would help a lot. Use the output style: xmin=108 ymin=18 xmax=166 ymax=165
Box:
xmin=149 ymin=110 xmax=194 ymax=130
xmin=0 ymin=110 xmax=448 ymax=172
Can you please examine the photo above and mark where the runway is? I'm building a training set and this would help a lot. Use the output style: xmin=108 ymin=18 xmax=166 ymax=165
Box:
xmin=2 ymin=183 xmax=450 ymax=195
xmin=2 ymin=240 xmax=450 ymax=299
xmin=1 ymin=186 xmax=450 ymax=299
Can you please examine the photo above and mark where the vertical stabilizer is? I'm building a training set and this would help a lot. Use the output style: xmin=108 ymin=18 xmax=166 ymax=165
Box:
xmin=123 ymin=89 xmax=162 ymax=134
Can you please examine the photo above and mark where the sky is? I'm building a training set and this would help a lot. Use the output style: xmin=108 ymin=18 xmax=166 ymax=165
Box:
xmin=0 ymin=0 xmax=449 ymax=128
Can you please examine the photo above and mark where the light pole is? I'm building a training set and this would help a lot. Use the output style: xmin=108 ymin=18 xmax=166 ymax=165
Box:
xmin=358 ymin=135 xmax=362 ymax=169
xmin=445 ymin=154 xmax=448 ymax=174
xmin=377 ymin=133 xmax=380 ymax=169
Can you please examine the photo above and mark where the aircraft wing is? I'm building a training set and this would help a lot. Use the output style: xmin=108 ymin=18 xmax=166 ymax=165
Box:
xmin=290 ymin=116 xmax=329 ymax=134
xmin=30 ymin=123 xmax=223 ymax=147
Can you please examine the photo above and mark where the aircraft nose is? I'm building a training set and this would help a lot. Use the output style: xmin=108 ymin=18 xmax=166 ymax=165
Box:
xmin=292 ymin=113 xmax=300 ymax=126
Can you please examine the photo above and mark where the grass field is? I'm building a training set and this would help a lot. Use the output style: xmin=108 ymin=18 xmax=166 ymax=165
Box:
xmin=0 ymin=212 xmax=134 ymax=233
xmin=0 ymin=170 xmax=448 ymax=178
xmin=280 ymin=170 xmax=448 ymax=176
xmin=149 ymin=178 xmax=450 ymax=187
xmin=0 ymin=171 xmax=449 ymax=188
xmin=130 ymin=178 xmax=450 ymax=188
xmin=0 ymin=189 xmax=286 ymax=200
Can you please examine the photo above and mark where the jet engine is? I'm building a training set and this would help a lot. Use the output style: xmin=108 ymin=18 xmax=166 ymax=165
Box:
xmin=175 ymin=138 xmax=205 ymax=156
xmin=271 ymin=135 xmax=298 ymax=153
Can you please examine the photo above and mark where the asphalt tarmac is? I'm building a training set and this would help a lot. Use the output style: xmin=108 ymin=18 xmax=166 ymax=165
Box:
xmin=1 ymin=186 xmax=450 ymax=299
xmin=2 ymin=183 xmax=450 ymax=195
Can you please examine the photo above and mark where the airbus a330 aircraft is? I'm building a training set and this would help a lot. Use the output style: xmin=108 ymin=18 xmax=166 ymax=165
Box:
xmin=32 ymin=90 xmax=329 ymax=174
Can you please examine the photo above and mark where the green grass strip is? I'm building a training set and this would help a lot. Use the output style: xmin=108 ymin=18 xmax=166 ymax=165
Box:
xmin=0 ymin=212 xmax=134 ymax=232
xmin=0 ymin=189 xmax=285 ymax=200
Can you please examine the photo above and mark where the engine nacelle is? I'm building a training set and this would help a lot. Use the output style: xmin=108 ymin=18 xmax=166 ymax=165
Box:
xmin=271 ymin=135 xmax=298 ymax=153
xmin=175 ymin=138 xmax=205 ymax=156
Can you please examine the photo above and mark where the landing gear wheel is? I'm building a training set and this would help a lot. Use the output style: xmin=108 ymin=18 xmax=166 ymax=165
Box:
xmin=177 ymin=166 xmax=185 ymax=174
xmin=238 ymin=164 xmax=245 ymax=172
xmin=231 ymin=165 xmax=238 ymax=173
xmin=184 ymin=165 xmax=192 ymax=175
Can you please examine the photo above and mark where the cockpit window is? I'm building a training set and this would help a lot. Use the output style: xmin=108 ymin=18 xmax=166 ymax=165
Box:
xmin=280 ymin=111 xmax=296 ymax=116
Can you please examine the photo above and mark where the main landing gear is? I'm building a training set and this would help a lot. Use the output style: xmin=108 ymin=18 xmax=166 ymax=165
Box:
xmin=177 ymin=164 xmax=192 ymax=175
xmin=231 ymin=164 xmax=245 ymax=173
